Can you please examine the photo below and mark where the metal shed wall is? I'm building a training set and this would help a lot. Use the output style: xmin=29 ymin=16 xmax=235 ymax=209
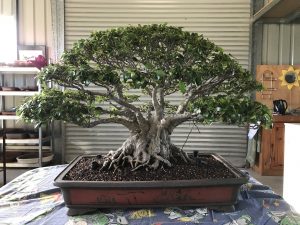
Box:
xmin=260 ymin=23 xmax=300 ymax=65
xmin=63 ymin=0 xmax=251 ymax=166
xmin=0 ymin=0 xmax=14 ymax=15
xmin=252 ymin=0 xmax=300 ymax=66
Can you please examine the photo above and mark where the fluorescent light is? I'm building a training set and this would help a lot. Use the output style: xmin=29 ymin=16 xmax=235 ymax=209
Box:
xmin=0 ymin=16 xmax=17 ymax=63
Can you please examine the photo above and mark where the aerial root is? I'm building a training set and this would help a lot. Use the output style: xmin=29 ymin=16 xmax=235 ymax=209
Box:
xmin=153 ymin=153 xmax=172 ymax=167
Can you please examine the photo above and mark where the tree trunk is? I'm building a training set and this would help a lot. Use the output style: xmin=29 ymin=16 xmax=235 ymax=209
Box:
xmin=100 ymin=120 xmax=190 ymax=171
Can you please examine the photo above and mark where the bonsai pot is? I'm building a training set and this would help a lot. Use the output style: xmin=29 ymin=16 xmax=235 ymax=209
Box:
xmin=54 ymin=153 xmax=248 ymax=216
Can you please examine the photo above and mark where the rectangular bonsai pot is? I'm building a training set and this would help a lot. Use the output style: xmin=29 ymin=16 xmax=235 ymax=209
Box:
xmin=54 ymin=153 xmax=248 ymax=212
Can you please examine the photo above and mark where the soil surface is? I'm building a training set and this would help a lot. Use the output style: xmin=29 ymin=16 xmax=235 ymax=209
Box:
xmin=64 ymin=154 xmax=238 ymax=181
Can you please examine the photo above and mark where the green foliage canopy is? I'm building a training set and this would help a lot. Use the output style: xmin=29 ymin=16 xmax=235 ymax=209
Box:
xmin=18 ymin=24 xmax=272 ymax=129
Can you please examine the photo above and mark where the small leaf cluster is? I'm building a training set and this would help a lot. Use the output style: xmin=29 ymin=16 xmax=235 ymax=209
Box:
xmin=59 ymin=24 xmax=230 ymax=90
xmin=17 ymin=89 xmax=97 ymax=127
xmin=38 ymin=63 xmax=120 ymax=87
xmin=191 ymin=96 xmax=272 ymax=128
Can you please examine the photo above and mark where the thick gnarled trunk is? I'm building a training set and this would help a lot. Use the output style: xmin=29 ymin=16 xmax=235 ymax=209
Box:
xmin=100 ymin=120 xmax=191 ymax=171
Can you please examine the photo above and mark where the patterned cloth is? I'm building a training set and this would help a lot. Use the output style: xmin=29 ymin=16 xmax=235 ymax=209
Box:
xmin=0 ymin=166 xmax=299 ymax=225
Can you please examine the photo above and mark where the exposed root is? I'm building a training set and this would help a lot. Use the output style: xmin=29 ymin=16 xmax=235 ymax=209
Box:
xmin=153 ymin=154 xmax=172 ymax=167
xmin=98 ymin=131 xmax=191 ymax=171
xmin=113 ymin=164 xmax=119 ymax=174
xmin=170 ymin=154 xmax=178 ymax=163
xmin=181 ymin=151 xmax=192 ymax=162
xmin=170 ymin=143 xmax=192 ymax=163
xmin=100 ymin=160 xmax=110 ymax=171
xmin=149 ymin=159 xmax=160 ymax=170
xmin=107 ymin=160 xmax=116 ymax=170
xmin=132 ymin=158 xmax=150 ymax=171
xmin=179 ymin=151 xmax=188 ymax=163
xmin=123 ymin=156 xmax=133 ymax=168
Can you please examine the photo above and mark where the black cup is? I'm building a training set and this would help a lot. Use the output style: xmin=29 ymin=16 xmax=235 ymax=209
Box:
xmin=273 ymin=99 xmax=288 ymax=115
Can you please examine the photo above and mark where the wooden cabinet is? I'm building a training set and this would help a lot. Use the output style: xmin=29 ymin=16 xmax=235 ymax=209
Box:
xmin=254 ymin=115 xmax=300 ymax=176
xmin=255 ymin=65 xmax=300 ymax=175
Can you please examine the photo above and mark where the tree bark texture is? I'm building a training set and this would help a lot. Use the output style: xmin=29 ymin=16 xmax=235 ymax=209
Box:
xmin=100 ymin=117 xmax=191 ymax=171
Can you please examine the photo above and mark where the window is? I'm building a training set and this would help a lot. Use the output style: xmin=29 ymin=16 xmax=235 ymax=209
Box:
xmin=0 ymin=15 xmax=17 ymax=63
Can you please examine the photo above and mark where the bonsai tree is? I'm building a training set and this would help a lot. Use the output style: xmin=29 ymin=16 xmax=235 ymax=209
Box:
xmin=18 ymin=24 xmax=271 ymax=171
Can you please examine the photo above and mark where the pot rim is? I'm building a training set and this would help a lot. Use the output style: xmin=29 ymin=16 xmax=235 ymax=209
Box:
xmin=54 ymin=153 xmax=249 ymax=188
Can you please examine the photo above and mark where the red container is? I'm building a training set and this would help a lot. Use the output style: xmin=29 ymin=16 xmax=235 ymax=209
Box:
xmin=54 ymin=153 xmax=248 ymax=215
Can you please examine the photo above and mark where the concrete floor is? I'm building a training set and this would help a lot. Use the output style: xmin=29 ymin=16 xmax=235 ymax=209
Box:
xmin=246 ymin=168 xmax=283 ymax=196
xmin=1 ymin=167 xmax=284 ymax=197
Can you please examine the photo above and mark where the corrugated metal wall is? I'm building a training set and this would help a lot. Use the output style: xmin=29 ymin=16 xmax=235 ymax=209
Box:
xmin=63 ymin=0 xmax=251 ymax=166
xmin=0 ymin=0 xmax=15 ymax=15
xmin=18 ymin=0 xmax=53 ymax=59
xmin=253 ymin=0 xmax=300 ymax=66
xmin=260 ymin=24 xmax=300 ymax=65
xmin=65 ymin=0 xmax=251 ymax=68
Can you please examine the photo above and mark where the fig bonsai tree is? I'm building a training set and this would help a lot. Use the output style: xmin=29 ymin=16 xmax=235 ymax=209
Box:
xmin=18 ymin=24 xmax=271 ymax=171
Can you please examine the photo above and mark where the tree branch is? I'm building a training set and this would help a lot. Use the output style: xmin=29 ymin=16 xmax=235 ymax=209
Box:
xmin=63 ymin=77 xmax=148 ymax=131
xmin=176 ymin=72 xmax=234 ymax=114
xmin=159 ymin=88 xmax=165 ymax=110
xmin=152 ymin=86 xmax=163 ymax=120
xmin=84 ymin=117 xmax=139 ymax=132
xmin=109 ymin=94 xmax=148 ymax=131
xmin=115 ymin=84 xmax=125 ymax=99
xmin=176 ymin=95 xmax=194 ymax=114
xmin=163 ymin=114 xmax=194 ymax=134
xmin=95 ymin=107 xmax=134 ymax=119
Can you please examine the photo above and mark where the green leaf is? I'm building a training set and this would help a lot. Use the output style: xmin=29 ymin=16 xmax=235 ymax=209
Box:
xmin=155 ymin=69 xmax=166 ymax=80
xmin=178 ymin=81 xmax=186 ymax=93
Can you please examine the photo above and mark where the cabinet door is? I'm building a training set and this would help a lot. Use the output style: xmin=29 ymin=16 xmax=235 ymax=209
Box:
xmin=271 ymin=123 xmax=284 ymax=168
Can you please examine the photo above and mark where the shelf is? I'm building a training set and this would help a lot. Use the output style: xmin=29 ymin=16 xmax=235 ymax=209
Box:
xmin=0 ymin=67 xmax=39 ymax=74
xmin=0 ymin=66 xmax=51 ymax=169
xmin=0 ymin=161 xmax=52 ymax=168
xmin=0 ymin=91 xmax=38 ymax=96
xmin=253 ymin=0 xmax=300 ymax=23
xmin=5 ymin=145 xmax=51 ymax=151
xmin=0 ymin=115 xmax=19 ymax=120
xmin=272 ymin=114 xmax=300 ymax=123
xmin=1 ymin=137 xmax=50 ymax=144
